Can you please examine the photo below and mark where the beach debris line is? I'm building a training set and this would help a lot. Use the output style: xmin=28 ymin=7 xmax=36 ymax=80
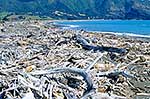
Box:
xmin=0 ymin=20 xmax=150 ymax=99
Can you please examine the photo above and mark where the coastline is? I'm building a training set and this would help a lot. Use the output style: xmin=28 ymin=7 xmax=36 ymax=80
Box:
xmin=0 ymin=20 xmax=149 ymax=99
xmin=90 ymin=31 xmax=150 ymax=42
xmin=54 ymin=20 xmax=150 ymax=39
xmin=54 ymin=25 xmax=150 ymax=42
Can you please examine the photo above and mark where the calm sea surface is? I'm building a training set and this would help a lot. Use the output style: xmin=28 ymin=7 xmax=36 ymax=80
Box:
xmin=56 ymin=20 xmax=150 ymax=37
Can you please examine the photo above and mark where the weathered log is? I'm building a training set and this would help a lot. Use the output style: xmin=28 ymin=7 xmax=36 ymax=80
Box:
xmin=30 ymin=67 xmax=93 ymax=96
xmin=75 ymin=34 xmax=127 ymax=54
xmin=97 ymin=71 xmax=134 ymax=83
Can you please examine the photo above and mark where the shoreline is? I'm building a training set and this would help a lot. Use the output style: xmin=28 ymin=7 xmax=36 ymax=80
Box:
xmin=55 ymin=27 xmax=150 ymax=42
xmin=61 ymin=28 xmax=150 ymax=41
xmin=53 ymin=20 xmax=150 ymax=39
xmin=89 ymin=31 xmax=150 ymax=42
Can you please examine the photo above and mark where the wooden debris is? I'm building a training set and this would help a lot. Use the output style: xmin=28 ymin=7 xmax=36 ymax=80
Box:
xmin=0 ymin=21 xmax=149 ymax=99
xmin=75 ymin=34 xmax=128 ymax=54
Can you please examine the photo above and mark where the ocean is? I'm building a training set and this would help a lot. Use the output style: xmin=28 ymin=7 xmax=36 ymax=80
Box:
xmin=55 ymin=20 xmax=150 ymax=38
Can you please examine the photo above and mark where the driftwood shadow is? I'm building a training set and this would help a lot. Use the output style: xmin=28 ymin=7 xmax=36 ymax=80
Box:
xmin=75 ymin=34 xmax=127 ymax=54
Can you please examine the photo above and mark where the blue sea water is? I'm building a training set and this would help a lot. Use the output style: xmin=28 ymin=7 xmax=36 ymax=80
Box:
xmin=56 ymin=20 xmax=150 ymax=38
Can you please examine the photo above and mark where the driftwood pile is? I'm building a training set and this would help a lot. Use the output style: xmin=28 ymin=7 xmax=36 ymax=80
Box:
xmin=0 ymin=21 xmax=150 ymax=99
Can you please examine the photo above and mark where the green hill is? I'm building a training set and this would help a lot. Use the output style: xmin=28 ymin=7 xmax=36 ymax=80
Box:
xmin=0 ymin=0 xmax=150 ymax=20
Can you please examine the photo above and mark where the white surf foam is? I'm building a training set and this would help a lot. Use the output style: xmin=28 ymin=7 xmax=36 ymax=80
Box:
xmin=69 ymin=25 xmax=79 ymax=28
xmin=61 ymin=24 xmax=79 ymax=29
xmin=113 ymin=32 xmax=150 ymax=38
xmin=89 ymin=31 xmax=150 ymax=38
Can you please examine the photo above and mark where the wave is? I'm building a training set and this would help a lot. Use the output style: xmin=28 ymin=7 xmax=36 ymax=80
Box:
xmin=69 ymin=25 xmax=79 ymax=28
xmin=94 ymin=31 xmax=150 ymax=38
xmin=61 ymin=24 xmax=79 ymax=29
xmin=111 ymin=32 xmax=150 ymax=38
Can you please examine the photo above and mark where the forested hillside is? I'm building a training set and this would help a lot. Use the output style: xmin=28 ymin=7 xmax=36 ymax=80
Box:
xmin=0 ymin=0 xmax=150 ymax=19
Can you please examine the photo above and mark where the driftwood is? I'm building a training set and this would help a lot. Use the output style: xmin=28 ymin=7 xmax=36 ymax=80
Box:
xmin=97 ymin=71 xmax=134 ymax=83
xmin=75 ymin=34 xmax=127 ymax=54
xmin=85 ymin=52 xmax=105 ymax=72
xmin=0 ymin=21 xmax=149 ymax=99
xmin=0 ymin=67 xmax=94 ymax=99
xmin=30 ymin=67 xmax=93 ymax=96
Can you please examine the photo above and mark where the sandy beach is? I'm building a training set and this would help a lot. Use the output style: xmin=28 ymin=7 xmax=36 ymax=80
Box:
xmin=0 ymin=20 xmax=149 ymax=99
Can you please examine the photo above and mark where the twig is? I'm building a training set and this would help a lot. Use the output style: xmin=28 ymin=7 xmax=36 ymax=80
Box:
xmin=49 ymin=84 xmax=53 ymax=99
xmin=85 ymin=52 xmax=105 ymax=72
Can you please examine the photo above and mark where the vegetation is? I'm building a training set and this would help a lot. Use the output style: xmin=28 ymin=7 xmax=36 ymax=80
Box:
xmin=0 ymin=0 xmax=150 ymax=20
